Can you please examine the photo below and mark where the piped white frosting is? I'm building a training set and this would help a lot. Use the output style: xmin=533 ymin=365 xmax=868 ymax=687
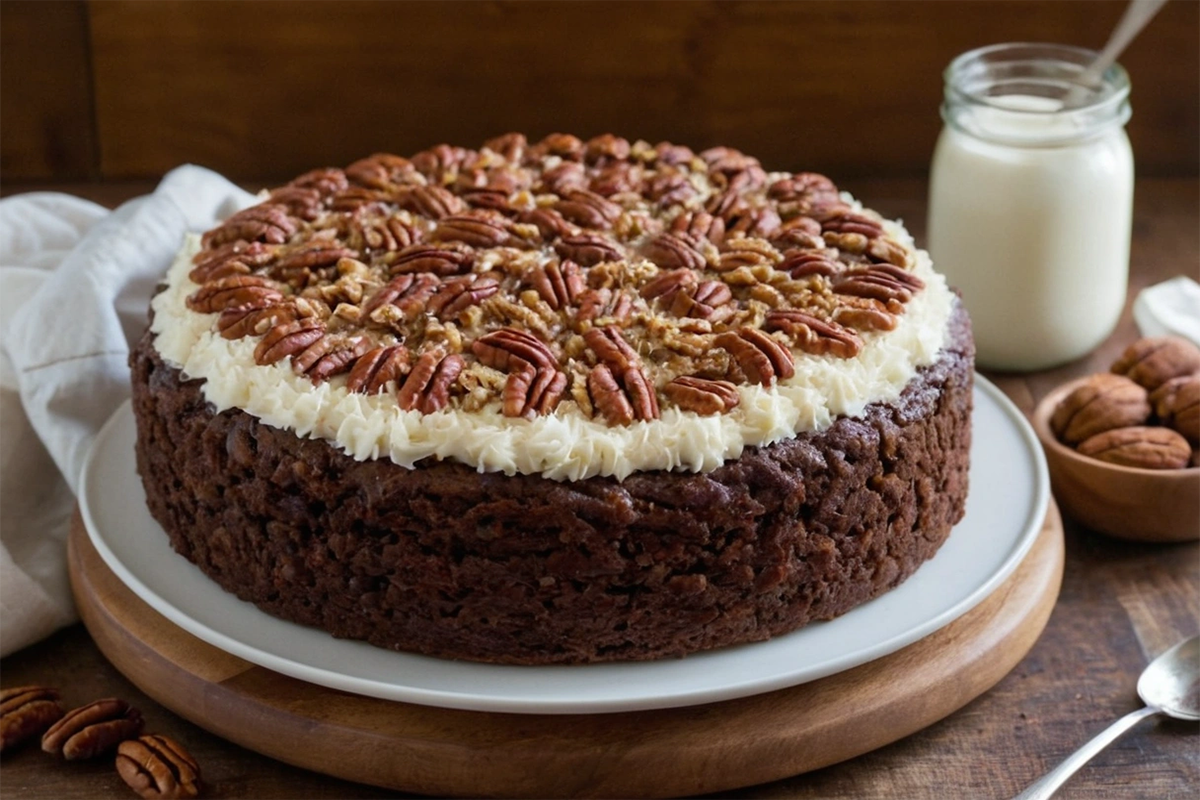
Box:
xmin=151 ymin=220 xmax=954 ymax=481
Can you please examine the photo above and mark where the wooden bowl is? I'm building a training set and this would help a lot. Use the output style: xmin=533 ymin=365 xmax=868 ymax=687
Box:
xmin=1032 ymin=378 xmax=1200 ymax=542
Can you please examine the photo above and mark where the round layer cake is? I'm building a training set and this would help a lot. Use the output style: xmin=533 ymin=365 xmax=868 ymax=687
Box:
xmin=131 ymin=133 xmax=974 ymax=664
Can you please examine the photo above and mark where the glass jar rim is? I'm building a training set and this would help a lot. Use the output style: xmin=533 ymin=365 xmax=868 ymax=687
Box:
xmin=941 ymin=42 xmax=1131 ymax=146
xmin=944 ymin=42 xmax=1130 ymax=115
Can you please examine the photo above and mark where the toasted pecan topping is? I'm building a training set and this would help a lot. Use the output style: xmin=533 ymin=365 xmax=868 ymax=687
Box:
xmin=182 ymin=134 xmax=927 ymax=421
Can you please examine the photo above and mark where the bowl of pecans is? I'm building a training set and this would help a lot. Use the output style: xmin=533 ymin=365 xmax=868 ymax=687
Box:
xmin=1032 ymin=336 xmax=1200 ymax=542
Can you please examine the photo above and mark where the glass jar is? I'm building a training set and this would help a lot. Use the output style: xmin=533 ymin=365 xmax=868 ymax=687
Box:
xmin=927 ymin=43 xmax=1134 ymax=371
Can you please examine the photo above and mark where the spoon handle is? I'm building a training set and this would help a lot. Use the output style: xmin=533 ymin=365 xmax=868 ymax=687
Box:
xmin=1012 ymin=705 xmax=1159 ymax=800
xmin=1077 ymin=0 xmax=1169 ymax=87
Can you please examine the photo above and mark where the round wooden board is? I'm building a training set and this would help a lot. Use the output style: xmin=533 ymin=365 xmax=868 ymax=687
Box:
xmin=69 ymin=503 xmax=1064 ymax=798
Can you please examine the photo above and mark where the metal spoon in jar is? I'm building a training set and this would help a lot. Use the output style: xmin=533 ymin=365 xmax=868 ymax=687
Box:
xmin=1014 ymin=635 xmax=1200 ymax=800
xmin=1061 ymin=0 xmax=1168 ymax=107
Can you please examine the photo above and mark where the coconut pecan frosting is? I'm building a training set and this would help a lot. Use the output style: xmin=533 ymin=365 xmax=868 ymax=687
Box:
xmin=180 ymin=133 xmax=930 ymax=425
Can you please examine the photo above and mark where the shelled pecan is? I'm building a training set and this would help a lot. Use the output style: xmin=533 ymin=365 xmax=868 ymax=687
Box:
xmin=664 ymin=376 xmax=740 ymax=415
xmin=716 ymin=328 xmax=795 ymax=385
xmin=1 ymin=686 xmax=63 ymax=752
xmin=765 ymin=311 xmax=862 ymax=358
xmin=116 ymin=734 xmax=203 ymax=800
xmin=42 ymin=698 xmax=143 ymax=760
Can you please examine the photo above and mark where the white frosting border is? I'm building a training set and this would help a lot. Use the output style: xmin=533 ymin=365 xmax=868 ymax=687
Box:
xmin=151 ymin=221 xmax=954 ymax=481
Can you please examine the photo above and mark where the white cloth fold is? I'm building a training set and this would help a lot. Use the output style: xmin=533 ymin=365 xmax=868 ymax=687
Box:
xmin=0 ymin=166 xmax=256 ymax=656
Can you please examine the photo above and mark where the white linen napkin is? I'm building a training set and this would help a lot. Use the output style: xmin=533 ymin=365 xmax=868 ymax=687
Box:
xmin=0 ymin=166 xmax=256 ymax=657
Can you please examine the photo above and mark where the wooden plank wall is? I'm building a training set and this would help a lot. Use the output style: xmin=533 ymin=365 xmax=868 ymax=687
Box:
xmin=4 ymin=0 xmax=1198 ymax=184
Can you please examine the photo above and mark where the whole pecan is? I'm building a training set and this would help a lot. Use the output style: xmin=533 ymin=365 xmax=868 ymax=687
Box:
xmin=346 ymin=345 xmax=411 ymax=394
xmin=1077 ymin=426 xmax=1192 ymax=470
xmin=1111 ymin=336 xmax=1200 ymax=390
xmin=389 ymin=244 xmax=474 ymax=276
xmin=716 ymin=328 xmax=795 ymax=385
xmin=1050 ymin=374 xmax=1151 ymax=446
xmin=1150 ymin=374 xmax=1200 ymax=444
xmin=254 ymin=318 xmax=327 ymax=366
xmin=397 ymin=351 xmax=464 ymax=413
xmin=42 ymin=698 xmax=143 ymax=760
xmin=765 ymin=310 xmax=862 ymax=358
xmin=394 ymin=184 xmax=465 ymax=220
xmin=526 ymin=259 xmax=586 ymax=310
xmin=187 ymin=276 xmax=284 ymax=314
xmin=1 ymin=686 xmax=63 ymax=752
xmin=116 ymin=734 xmax=202 ymax=800
xmin=554 ymin=233 xmax=624 ymax=266
xmin=664 ymin=376 xmax=740 ymax=415
xmin=641 ymin=233 xmax=706 ymax=271
xmin=554 ymin=189 xmax=623 ymax=230
xmin=427 ymin=274 xmax=501 ymax=320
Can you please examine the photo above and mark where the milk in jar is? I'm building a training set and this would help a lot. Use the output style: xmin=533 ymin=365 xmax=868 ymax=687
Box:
xmin=928 ymin=43 xmax=1134 ymax=371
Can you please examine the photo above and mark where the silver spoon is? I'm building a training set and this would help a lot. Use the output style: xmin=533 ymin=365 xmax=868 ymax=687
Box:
xmin=1061 ymin=0 xmax=1168 ymax=107
xmin=1014 ymin=634 xmax=1200 ymax=800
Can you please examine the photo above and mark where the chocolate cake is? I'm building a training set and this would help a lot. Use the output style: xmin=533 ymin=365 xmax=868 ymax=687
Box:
xmin=130 ymin=133 xmax=973 ymax=664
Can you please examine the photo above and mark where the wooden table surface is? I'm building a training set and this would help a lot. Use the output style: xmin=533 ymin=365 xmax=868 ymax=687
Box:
xmin=2 ymin=177 xmax=1197 ymax=799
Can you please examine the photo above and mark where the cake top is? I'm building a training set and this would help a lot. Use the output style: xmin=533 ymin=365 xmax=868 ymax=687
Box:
xmin=153 ymin=133 xmax=955 ymax=480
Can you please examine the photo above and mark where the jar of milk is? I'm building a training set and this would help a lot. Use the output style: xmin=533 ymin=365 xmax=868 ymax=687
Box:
xmin=928 ymin=43 xmax=1134 ymax=371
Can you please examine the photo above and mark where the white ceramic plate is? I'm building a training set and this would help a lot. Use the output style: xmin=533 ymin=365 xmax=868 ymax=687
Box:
xmin=81 ymin=376 xmax=1048 ymax=715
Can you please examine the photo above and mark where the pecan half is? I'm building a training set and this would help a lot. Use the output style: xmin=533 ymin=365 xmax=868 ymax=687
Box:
xmin=411 ymin=144 xmax=476 ymax=180
xmin=346 ymin=153 xmax=414 ymax=189
xmin=647 ymin=169 xmax=697 ymax=206
xmin=717 ymin=237 xmax=780 ymax=271
xmin=640 ymin=268 xmax=698 ymax=303
xmin=768 ymin=172 xmax=837 ymax=203
xmin=1112 ymin=336 xmax=1200 ymax=390
xmin=653 ymin=141 xmax=695 ymax=165
xmin=519 ymin=208 xmax=578 ymax=242
xmin=504 ymin=362 xmax=569 ymax=419
xmin=664 ymin=376 xmax=740 ymax=415
xmin=821 ymin=210 xmax=885 ymax=239
xmin=187 ymin=276 xmax=284 ymax=314
xmin=585 ymin=133 xmax=631 ymax=164
xmin=394 ymin=184 xmax=465 ymax=220
xmin=429 ymin=211 xmax=514 ymax=248
xmin=584 ymin=325 xmax=641 ymax=372
xmin=716 ymin=328 xmax=795 ymax=385
xmin=590 ymin=162 xmax=641 ymax=196
xmin=473 ymin=328 xmax=559 ymax=372
xmin=427 ymin=274 xmax=501 ymax=320
xmin=641 ymin=233 xmax=706 ymax=270
xmin=535 ymin=132 xmax=585 ymax=161
xmin=397 ymin=351 xmax=464 ymax=413
xmin=362 ymin=273 xmax=441 ymax=318
xmin=575 ymin=288 xmax=633 ymax=324
xmin=833 ymin=264 xmax=924 ymax=308
xmin=484 ymin=131 xmax=528 ymax=162
xmin=289 ymin=167 xmax=350 ymax=196
xmin=116 ymin=734 xmax=202 ymax=800
xmin=292 ymin=335 xmax=370 ymax=382
xmin=189 ymin=240 xmax=278 ymax=283
xmin=554 ymin=189 xmax=623 ymax=230
xmin=770 ymin=217 xmax=825 ymax=250
xmin=587 ymin=363 xmax=635 ymax=425
xmin=765 ymin=310 xmax=862 ymax=358
xmin=671 ymin=211 xmax=725 ymax=247
xmin=218 ymin=300 xmax=302 ymax=340
xmin=346 ymin=345 xmax=412 ymax=394
xmin=526 ymin=259 xmax=586 ymax=309
xmin=329 ymin=186 xmax=389 ymax=213
xmin=729 ymin=207 xmax=782 ymax=239
xmin=540 ymin=161 xmax=587 ymax=195
xmin=554 ymin=233 xmax=624 ymax=266
xmin=780 ymin=249 xmax=840 ymax=278
xmin=1 ymin=686 xmax=63 ymax=752
xmin=201 ymin=203 xmax=297 ymax=249
xmin=42 ymin=698 xmax=143 ymax=760
xmin=254 ymin=318 xmax=327 ymax=365
xmin=274 ymin=242 xmax=359 ymax=285
xmin=1077 ymin=426 xmax=1192 ymax=470
xmin=669 ymin=280 xmax=734 ymax=322
xmin=353 ymin=212 xmax=423 ymax=252
xmin=1050 ymin=374 xmax=1152 ymax=446
xmin=389 ymin=244 xmax=474 ymax=276
xmin=833 ymin=297 xmax=898 ymax=332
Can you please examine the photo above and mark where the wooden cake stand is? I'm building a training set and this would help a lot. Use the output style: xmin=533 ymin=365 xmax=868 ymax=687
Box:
xmin=69 ymin=502 xmax=1064 ymax=798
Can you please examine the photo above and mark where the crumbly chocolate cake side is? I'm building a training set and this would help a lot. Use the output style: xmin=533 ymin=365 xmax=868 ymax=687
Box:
xmin=129 ymin=301 xmax=972 ymax=665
